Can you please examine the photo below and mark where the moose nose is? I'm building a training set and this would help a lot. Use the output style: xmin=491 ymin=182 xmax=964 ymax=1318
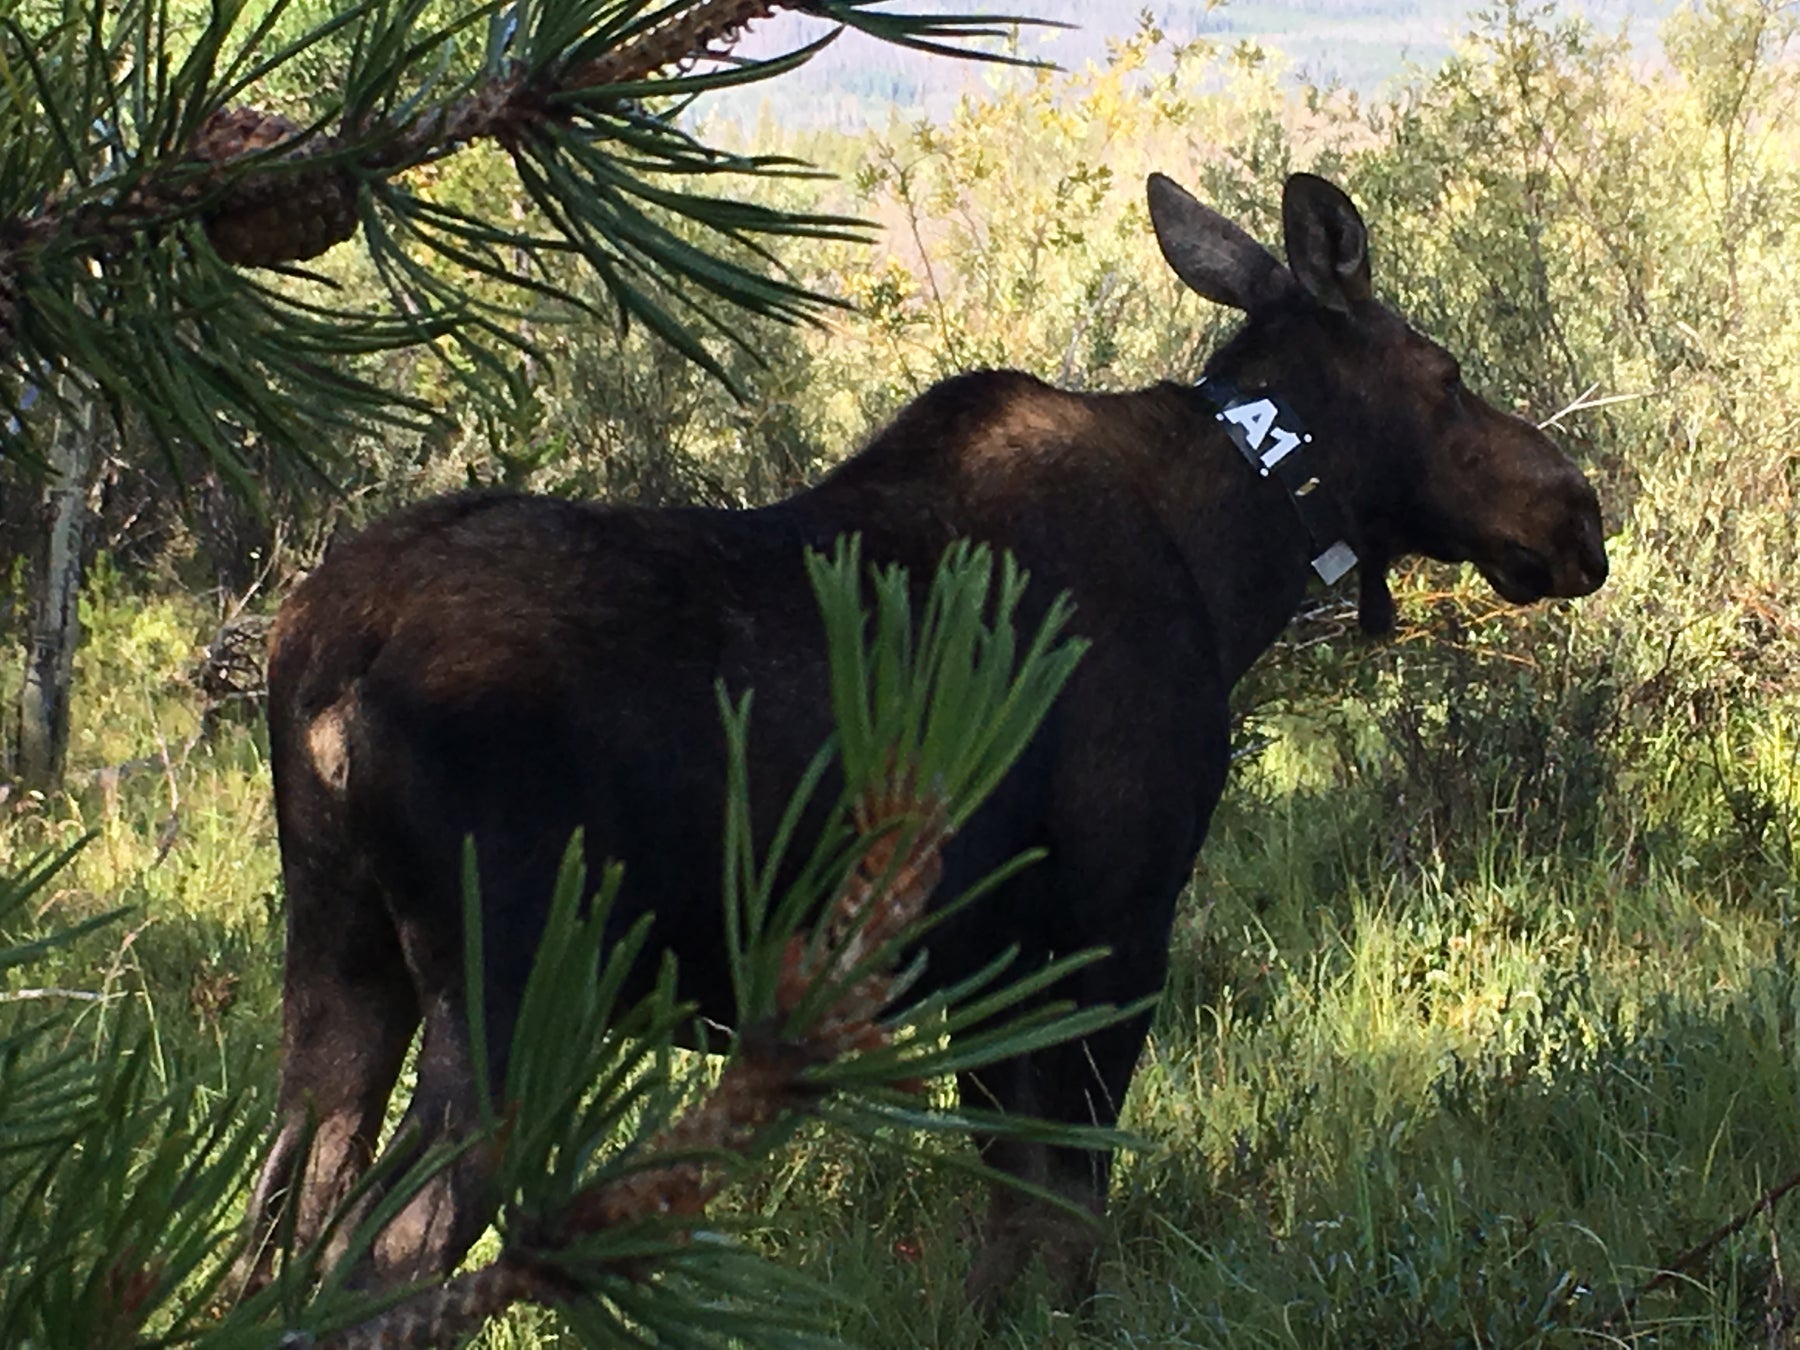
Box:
xmin=1548 ymin=522 xmax=1605 ymax=597
xmin=1581 ymin=541 xmax=1609 ymax=591
xmin=1544 ymin=463 xmax=1609 ymax=595
xmin=1563 ymin=516 xmax=1608 ymax=595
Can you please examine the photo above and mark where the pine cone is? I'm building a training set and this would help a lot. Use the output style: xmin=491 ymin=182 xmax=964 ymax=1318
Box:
xmin=192 ymin=107 xmax=359 ymax=268
xmin=190 ymin=106 xmax=304 ymax=163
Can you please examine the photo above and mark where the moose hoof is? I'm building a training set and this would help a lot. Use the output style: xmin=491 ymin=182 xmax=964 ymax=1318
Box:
xmin=965 ymin=1189 xmax=1103 ymax=1317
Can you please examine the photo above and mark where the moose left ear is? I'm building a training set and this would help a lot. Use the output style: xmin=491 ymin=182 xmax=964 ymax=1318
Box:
xmin=1282 ymin=173 xmax=1373 ymax=313
xmin=1148 ymin=173 xmax=1296 ymax=315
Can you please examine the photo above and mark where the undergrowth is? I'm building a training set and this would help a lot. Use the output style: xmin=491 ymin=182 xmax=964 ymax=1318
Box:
xmin=7 ymin=556 xmax=1800 ymax=1346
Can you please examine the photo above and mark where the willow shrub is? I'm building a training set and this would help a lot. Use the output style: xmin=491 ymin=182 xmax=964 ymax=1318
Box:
xmin=723 ymin=2 xmax=1800 ymax=894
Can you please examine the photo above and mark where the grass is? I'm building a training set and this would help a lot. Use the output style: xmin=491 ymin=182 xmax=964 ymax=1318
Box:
xmin=6 ymin=576 xmax=1800 ymax=1347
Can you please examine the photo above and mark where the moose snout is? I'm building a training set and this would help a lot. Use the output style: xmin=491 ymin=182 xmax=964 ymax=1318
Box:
xmin=1552 ymin=489 xmax=1609 ymax=597
xmin=1450 ymin=407 xmax=1609 ymax=607
xmin=1517 ymin=456 xmax=1609 ymax=600
xmin=1473 ymin=476 xmax=1608 ymax=605
xmin=1569 ymin=523 xmax=1609 ymax=595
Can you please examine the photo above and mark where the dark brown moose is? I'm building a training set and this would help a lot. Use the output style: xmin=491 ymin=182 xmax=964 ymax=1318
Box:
xmin=243 ymin=172 xmax=1607 ymax=1310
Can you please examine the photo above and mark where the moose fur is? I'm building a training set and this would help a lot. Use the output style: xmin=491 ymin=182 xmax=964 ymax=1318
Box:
xmin=244 ymin=172 xmax=1608 ymax=1308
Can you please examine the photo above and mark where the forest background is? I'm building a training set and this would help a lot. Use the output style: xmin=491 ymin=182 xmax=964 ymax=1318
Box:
xmin=3 ymin=0 xmax=1800 ymax=1344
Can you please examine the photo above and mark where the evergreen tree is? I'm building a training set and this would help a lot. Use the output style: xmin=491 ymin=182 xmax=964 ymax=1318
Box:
xmin=0 ymin=0 xmax=1036 ymax=787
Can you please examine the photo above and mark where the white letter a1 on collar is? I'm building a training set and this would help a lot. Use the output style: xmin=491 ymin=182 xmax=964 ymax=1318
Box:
xmin=1221 ymin=397 xmax=1303 ymax=473
xmin=1221 ymin=397 xmax=1278 ymax=450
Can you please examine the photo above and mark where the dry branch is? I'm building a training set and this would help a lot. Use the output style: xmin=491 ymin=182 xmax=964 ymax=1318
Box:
xmin=1602 ymin=1163 xmax=1800 ymax=1334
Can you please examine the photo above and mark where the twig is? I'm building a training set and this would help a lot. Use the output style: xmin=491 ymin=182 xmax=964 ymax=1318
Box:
xmin=1606 ymin=1164 xmax=1800 ymax=1330
xmin=0 ymin=987 xmax=109 ymax=1004
xmin=217 ymin=531 xmax=285 ymax=628
xmin=1536 ymin=382 xmax=1651 ymax=431
xmin=1057 ymin=269 xmax=1119 ymax=388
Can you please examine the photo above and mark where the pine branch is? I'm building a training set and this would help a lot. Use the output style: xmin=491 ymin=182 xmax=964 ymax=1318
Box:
xmin=0 ymin=543 xmax=1105 ymax=1347
xmin=371 ymin=0 xmax=789 ymax=176
xmin=323 ymin=780 xmax=952 ymax=1349
xmin=6 ymin=2 xmax=780 ymax=284
xmin=6 ymin=0 xmax=1040 ymax=294
xmin=324 ymin=1261 xmax=552 ymax=1350
xmin=0 ymin=0 xmax=1042 ymax=475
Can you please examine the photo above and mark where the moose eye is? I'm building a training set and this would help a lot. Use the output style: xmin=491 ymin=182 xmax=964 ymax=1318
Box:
xmin=1443 ymin=365 xmax=1463 ymax=394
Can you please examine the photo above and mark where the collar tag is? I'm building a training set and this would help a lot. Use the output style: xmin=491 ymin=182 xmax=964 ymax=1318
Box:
xmin=1216 ymin=395 xmax=1308 ymax=475
xmin=1311 ymin=541 xmax=1358 ymax=585
xmin=1198 ymin=376 xmax=1359 ymax=585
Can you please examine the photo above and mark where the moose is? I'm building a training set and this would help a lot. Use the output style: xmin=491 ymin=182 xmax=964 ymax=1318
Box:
xmin=243 ymin=172 xmax=1607 ymax=1309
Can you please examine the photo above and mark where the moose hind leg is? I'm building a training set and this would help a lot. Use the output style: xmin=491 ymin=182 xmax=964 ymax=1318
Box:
xmin=239 ymin=868 xmax=419 ymax=1293
xmin=365 ymin=993 xmax=505 ymax=1285
xmin=362 ymin=886 xmax=542 ymax=1287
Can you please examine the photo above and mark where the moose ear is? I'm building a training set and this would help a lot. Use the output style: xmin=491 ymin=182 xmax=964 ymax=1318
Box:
xmin=1147 ymin=173 xmax=1296 ymax=315
xmin=1281 ymin=173 xmax=1373 ymax=312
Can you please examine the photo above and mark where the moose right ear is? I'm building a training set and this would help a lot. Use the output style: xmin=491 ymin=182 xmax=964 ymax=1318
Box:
xmin=1147 ymin=173 xmax=1296 ymax=315
xmin=1281 ymin=173 xmax=1373 ymax=312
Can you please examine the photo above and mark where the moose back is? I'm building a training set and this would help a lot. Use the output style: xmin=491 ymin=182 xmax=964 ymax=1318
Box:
xmin=244 ymin=172 xmax=1607 ymax=1308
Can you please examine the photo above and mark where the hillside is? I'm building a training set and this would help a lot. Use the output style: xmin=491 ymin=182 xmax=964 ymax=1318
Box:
xmin=713 ymin=0 xmax=1681 ymax=125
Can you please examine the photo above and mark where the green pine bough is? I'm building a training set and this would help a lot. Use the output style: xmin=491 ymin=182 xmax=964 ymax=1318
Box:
xmin=0 ymin=0 xmax=1049 ymax=482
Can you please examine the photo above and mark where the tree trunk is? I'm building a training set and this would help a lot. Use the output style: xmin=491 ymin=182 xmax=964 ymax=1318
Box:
xmin=18 ymin=391 xmax=100 ymax=792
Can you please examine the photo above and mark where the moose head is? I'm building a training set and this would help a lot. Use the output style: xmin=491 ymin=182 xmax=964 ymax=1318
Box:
xmin=1148 ymin=171 xmax=1608 ymax=635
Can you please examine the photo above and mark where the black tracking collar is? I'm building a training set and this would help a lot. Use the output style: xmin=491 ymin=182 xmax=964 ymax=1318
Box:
xmin=1194 ymin=376 xmax=1357 ymax=584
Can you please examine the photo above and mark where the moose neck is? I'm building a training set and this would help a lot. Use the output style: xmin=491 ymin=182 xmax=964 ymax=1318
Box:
xmin=790 ymin=367 xmax=1355 ymax=693
xmin=1141 ymin=378 xmax=1351 ymax=687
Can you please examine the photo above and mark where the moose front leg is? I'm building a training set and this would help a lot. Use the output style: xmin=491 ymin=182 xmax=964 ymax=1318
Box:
xmin=959 ymin=1000 xmax=1158 ymax=1314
